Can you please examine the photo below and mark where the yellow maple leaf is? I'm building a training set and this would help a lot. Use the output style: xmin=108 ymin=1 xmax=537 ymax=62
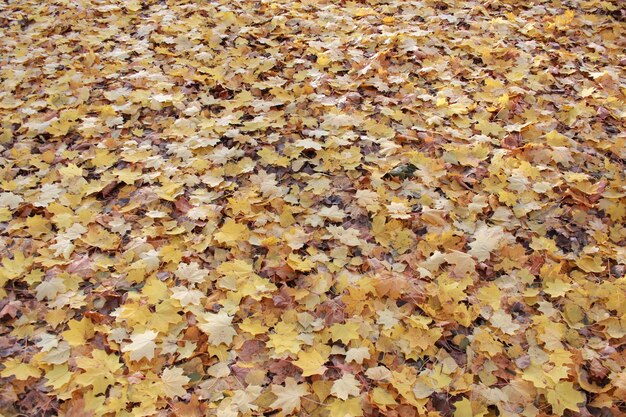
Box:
xmin=287 ymin=253 xmax=315 ymax=272
xmin=75 ymin=349 xmax=122 ymax=394
xmin=444 ymin=250 xmax=476 ymax=277
xmin=61 ymin=318 xmax=94 ymax=346
xmin=122 ymin=329 xmax=158 ymax=361
xmin=81 ymin=225 xmax=120 ymax=250
xmin=267 ymin=321 xmax=302 ymax=355
xmin=330 ymin=321 xmax=361 ymax=344
xmin=214 ymin=219 xmax=249 ymax=245
xmin=271 ymin=377 xmax=309 ymax=415
xmin=36 ymin=277 xmax=66 ymax=301
xmin=489 ymin=310 xmax=521 ymax=335
xmin=453 ymin=397 xmax=488 ymax=417
xmin=149 ymin=300 xmax=183 ymax=333
xmin=198 ymin=311 xmax=237 ymax=345
xmin=468 ymin=224 xmax=503 ymax=262
xmin=345 ymin=347 xmax=371 ymax=364
xmin=171 ymin=285 xmax=204 ymax=307
xmin=575 ymin=255 xmax=605 ymax=273
xmin=0 ymin=358 xmax=41 ymax=380
xmin=546 ymin=381 xmax=585 ymax=414
xmin=370 ymin=387 xmax=397 ymax=409
xmin=0 ymin=251 xmax=33 ymax=287
xmin=331 ymin=374 xmax=361 ymax=400
xmin=328 ymin=397 xmax=363 ymax=417
xmin=161 ymin=367 xmax=190 ymax=398
xmin=239 ymin=316 xmax=269 ymax=336
xmin=217 ymin=259 xmax=253 ymax=278
xmin=142 ymin=277 xmax=168 ymax=304
xmin=293 ymin=348 xmax=328 ymax=377
xmin=45 ymin=364 xmax=72 ymax=389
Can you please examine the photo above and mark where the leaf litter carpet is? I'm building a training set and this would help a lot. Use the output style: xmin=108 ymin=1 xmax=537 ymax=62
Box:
xmin=0 ymin=0 xmax=625 ymax=416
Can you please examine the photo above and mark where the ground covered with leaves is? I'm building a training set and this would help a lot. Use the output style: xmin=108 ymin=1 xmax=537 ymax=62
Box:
xmin=0 ymin=0 xmax=625 ymax=416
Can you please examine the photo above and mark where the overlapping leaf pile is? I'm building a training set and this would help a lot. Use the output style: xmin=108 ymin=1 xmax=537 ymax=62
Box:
xmin=1 ymin=0 xmax=625 ymax=416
